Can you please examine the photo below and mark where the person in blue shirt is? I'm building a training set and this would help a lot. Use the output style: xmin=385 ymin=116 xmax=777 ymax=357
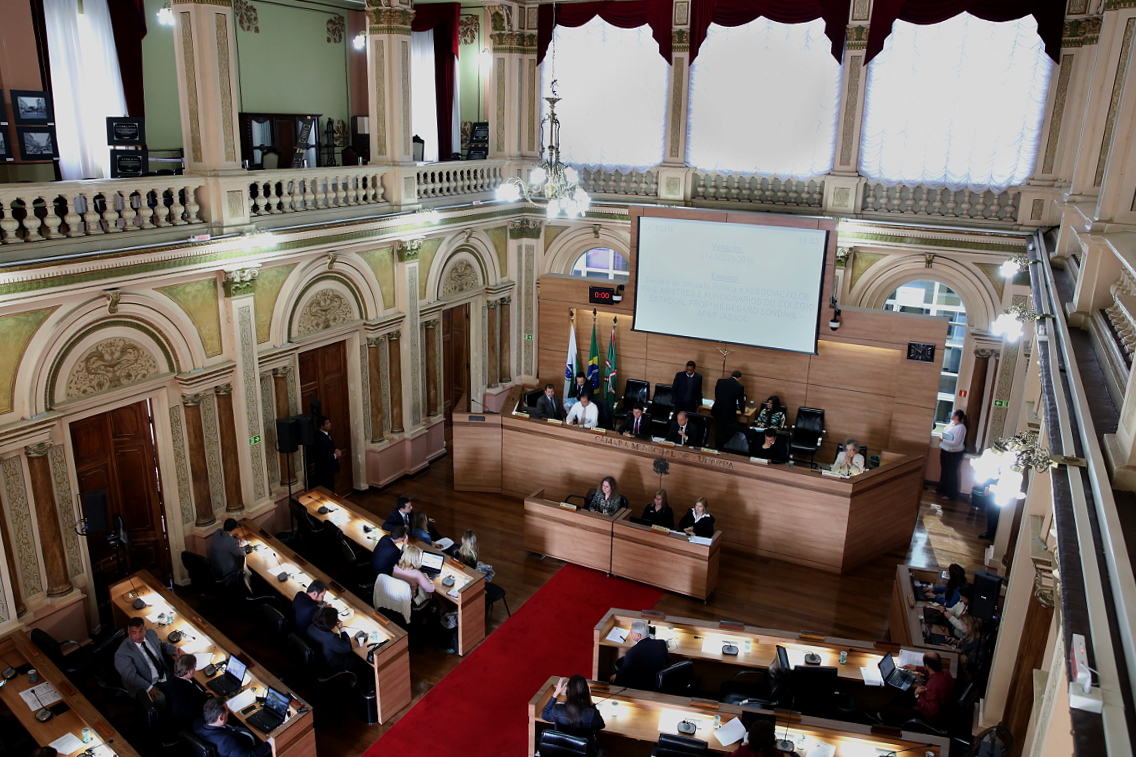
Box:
xmin=194 ymin=697 xmax=271 ymax=757
xmin=924 ymin=564 xmax=968 ymax=608
xmin=541 ymin=675 xmax=605 ymax=743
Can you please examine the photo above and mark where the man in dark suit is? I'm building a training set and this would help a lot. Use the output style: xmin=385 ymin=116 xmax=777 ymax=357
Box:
xmin=305 ymin=606 xmax=368 ymax=678
xmin=563 ymin=372 xmax=594 ymax=412
xmin=534 ymin=384 xmax=564 ymax=420
xmin=194 ymin=697 xmax=272 ymax=757
xmin=611 ymin=620 xmax=670 ymax=691
xmin=292 ymin=579 xmax=327 ymax=635
xmin=371 ymin=525 xmax=406 ymax=579
xmin=382 ymin=495 xmax=414 ymax=532
xmin=314 ymin=416 xmax=342 ymax=491
xmin=672 ymin=361 xmax=703 ymax=414
xmin=666 ymin=411 xmax=704 ymax=447
xmin=712 ymin=370 xmax=746 ymax=450
xmin=167 ymin=654 xmax=208 ymax=733
xmin=753 ymin=428 xmax=790 ymax=463
xmin=207 ymin=518 xmax=246 ymax=587
xmin=618 ymin=405 xmax=652 ymax=438
xmin=114 ymin=617 xmax=181 ymax=708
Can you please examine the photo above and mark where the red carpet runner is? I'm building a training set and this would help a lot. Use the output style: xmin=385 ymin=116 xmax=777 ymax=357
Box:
xmin=365 ymin=564 xmax=663 ymax=757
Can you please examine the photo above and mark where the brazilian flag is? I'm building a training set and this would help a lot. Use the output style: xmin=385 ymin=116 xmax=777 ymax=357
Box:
xmin=586 ymin=319 xmax=600 ymax=391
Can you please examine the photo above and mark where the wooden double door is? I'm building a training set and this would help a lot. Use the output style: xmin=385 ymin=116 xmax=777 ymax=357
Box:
xmin=299 ymin=340 xmax=353 ymax=496
xmin=443 ymin=303 xmax=471 ymax=425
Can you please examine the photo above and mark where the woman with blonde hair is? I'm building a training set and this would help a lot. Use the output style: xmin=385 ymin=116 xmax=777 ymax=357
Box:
xmin=456 ymin=529 xmax=495 ymax=582
xmin=677 ymin=497 xmax=716 ymax=538
xmin=394 ymin=544 xmax=435 ymax=594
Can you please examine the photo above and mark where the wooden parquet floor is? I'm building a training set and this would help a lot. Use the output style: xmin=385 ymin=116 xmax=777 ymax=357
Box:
xmin=208 ymin=453 xmax=990 ymax=757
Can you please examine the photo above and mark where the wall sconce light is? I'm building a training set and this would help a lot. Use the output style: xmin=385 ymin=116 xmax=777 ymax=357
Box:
xmin=971 ymin=430 xmax=1052 ymax=508
xmin=157 ymin=1 xmax=174 ymax=26
xmin=1000 ymin=253 xmax=1030 ymax=278
xmin=992 ymin=302 xmax=1043 ymax=342
xmin=353 ymin=33 xmax=366 ymax=51
xmin=416 ymin=208 xmax=441 ymax=225
xmin=238 ymin=228 xmax=276 ymax=252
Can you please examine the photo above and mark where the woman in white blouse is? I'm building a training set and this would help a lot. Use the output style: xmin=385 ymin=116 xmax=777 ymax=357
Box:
xmin=936 ymin=410 xmax=967 ymax=500
xmin=830 ymin=438 xmax=865 ymax=476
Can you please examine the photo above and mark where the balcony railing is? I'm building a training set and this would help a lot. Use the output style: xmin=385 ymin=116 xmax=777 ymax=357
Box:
xmin=416 ymin=160 xmax=505 ymax=200
xmin=861 ymin=181 xmax=1021 ymax=221
xmin=578 ymin=168 xmax=659 ymax=198
xmin=248 ymin=166 xmax=387 ymax=217
xmin=693 ymin=173 xmax=825 ymax=208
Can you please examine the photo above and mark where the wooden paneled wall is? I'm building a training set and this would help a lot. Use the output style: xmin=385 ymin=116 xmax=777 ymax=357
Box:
xmin=537 ymin=276 xmax=948 ymax=460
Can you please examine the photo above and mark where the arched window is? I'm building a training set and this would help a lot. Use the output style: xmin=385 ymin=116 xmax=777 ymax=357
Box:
xmin=884 ymin=280 xmax=966 ymax=428
xmin=570 ymin=248 xmax=630 ymax=282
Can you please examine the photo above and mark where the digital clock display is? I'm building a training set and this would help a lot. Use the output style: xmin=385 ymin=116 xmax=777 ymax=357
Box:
xmin=589 ymin=286 xmax=615 ymax=304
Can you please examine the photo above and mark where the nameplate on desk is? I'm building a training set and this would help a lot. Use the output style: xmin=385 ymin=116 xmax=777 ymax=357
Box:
xmin=546 ymin=418 xmax=563 ymax=425
xmin=820 ymin=470 xmax=848 ymax=478
xmin=513 ymin=412 xmax=529 ymax=418
xmin=470 ymin=415 xmax=488 ymax=421
xmin=658 ymin=440 xmax=675 ymax=446
xmin=719 ymin=620 xmax=745 ymax=631
xmin=292 ymin=555 xmax=308 ymax=566
xmin=590 ymin=428 xmax=607 ymax=435
xmin=698 ymin=447 xmax=719 ymax=455
xmin=559 ymin=502 xmax=578 ymax=511
xmin=749 ymin=456 xmax=769 ymax=465
xmin=650 ymin=525 xmax=671 ymax=534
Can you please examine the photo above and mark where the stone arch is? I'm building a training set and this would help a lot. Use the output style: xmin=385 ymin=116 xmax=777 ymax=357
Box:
xmin=848 ymin=253 xmax=999 ymax=331
xmin=424 ymin=232 xmax=500 ymax=303
xmin=274 ymin=258 xmax=377 ymax=343
xmin=544 ymin=225 xmax=633 ymax=278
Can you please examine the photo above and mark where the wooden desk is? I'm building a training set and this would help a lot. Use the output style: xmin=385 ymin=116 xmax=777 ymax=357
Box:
xmin=888 ymin=564 xmax=965 ymax=654
xmin=523 ymin=490 xmax=620 ymax=573
xmin=592 ymin=609 xmax=958 ymax=693
xmin=611 ymin=511 xmax=721 ymax=601
xmin=238 ymin=521 xmax=411 ymax=723
xmin=296 ymin=489 xmax=486 ymax=656
xmin=0 ymin=631 xmax=142 ymax=757
xmin=454 ymin=391 xmax=926 ymax=574
xmin=698 ymin=401 xmax=758 ymax=427
xmin=528 ymin=676 xmax=947 ymax=756
xmin=109 ymin=571 xmax=316 ymax=757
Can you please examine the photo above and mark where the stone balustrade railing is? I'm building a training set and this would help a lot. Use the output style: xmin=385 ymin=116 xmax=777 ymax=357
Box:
xmin=860 ymin=181 xmax=1021 ymax=222
xmin=248 ymin=166 xmax=387 ymax=217
xmin=578 ymin=168 xmax=659 ymax=198
xmin=1105 ymin=268 xmax=1136 ymax=363
xmin=693 ymin=173 xmax=825 ymax=208
xmin=0 ymin=178 xmax=205 ymax=244
xmin=416 ymin=160 xmax=505 ymax=200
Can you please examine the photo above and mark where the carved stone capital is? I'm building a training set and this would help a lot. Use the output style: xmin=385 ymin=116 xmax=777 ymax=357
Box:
xmin=387 ymin=332 xmax=401 ymax=342
xmin=271 ymin=366 xmax=292 ymax=378
xmin=507 ymin=218 xmax=542 ymax=239
xmin=105 ymin=288 xmax=121 ymax=314
xmin=487 ymin=300 xmax=499 ymax=310
xmin=24 ymin=441 xmax=53 ymax=458
xmin=367 ymin=6 xmax=414 ymax=34
xmin=223 ymin=268 xmax=259 ymax=298
xmin=182 ymin=392 xmax=207 ymax=407
xmin=396 ymin=238 xmax=423 ymax=262
xmin=500 ymin=296 xmax=512 ymax=305
xmin=489 ymin=30 xmax=537 ymax=54
xmin=835 ymin=247 xmax=852 ymax=269
xmin=424 ymin=320 xmax=438 ymax=330
xmin=975 ymin=348 xmax=997 ymax=359
xmin=367 ymin=335 xmax=387 ymax=348
xmin=215 ymin=383 xmax=233 ymax=395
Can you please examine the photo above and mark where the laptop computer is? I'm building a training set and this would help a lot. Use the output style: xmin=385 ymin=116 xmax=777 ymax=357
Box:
xmin=206 ymin=655 xmax=247 ymax=697
xmin=878 ymin=652 xmax=917 ymax=691
xmin=419 ymin=550 xmax=445 ymax=579
xmin=247 ymin=686 xmax=290 ymax=733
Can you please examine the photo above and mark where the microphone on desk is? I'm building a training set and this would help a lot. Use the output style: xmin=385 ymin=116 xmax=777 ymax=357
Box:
xmin=32 ymin=690 xmax=52 ymax=722
xmin=0 ymin=656 xmax=16 ymax=680
xmin=469 ymin=398 xmax=498 ymax=414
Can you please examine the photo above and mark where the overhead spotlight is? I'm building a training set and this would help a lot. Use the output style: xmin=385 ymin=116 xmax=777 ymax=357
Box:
xmin=1000 ymin=254 xmax=1029 ymax=278
xmin=157 ymin=1 xmax=174 ymax=26
xmin=353 ymin=33 xmax=366 ymax=51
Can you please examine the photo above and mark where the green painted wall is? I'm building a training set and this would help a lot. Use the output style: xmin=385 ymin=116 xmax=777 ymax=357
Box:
xmin=142 ymin=0 xmax=183 ymax=153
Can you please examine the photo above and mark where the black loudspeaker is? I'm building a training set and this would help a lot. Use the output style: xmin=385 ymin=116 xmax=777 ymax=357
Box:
xmin=81 ymin=490 xmax=109 ymax=532
xmin=275 ymin=418 xmax=299 ymax=454
xmin=970 ymin=569 xmax=1002 ymax=622
xmin=292 ymin=414 xmax=315 ymax=446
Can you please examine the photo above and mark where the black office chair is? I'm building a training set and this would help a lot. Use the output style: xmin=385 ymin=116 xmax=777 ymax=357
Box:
xmin=485 ymin=581 xmax=510 ymax=620
xmin=963 ymin=726 xmax=1013 ymax=757
xmin=683 ymin=413 xmax=709 ymax=448
xmin=656 ymin=660 xmax=695 ymax=696
xmin=614 ymin=379 xmax=651 ymax=422
xmin=284 ymin=633 xmax=357 ymax=690
xmin=718 ymin=669 xmax=766 ymax=704
xmin=591 ymin=398 xmax=612 ymax=430
xmin=789 ymin=407 xmax=826 ymax=468
xmin=291 ymin=500 xmax=327 ymax=546
xmin=790 ymin=665 xmax=839 ymax=717
xmin=178 ymin=730 xmax=218 ymax=757
xmin=902 ymin=681 xmax=980 ymax=739
xmin=721 ymin=428 xmax=755 ymax=456
xmin=29 ymin=628 xmax=89 ymax=679
xmin=536 ymin=729 xmax=599 ymax=757
xmin=652 ymin=734 xmax=709 ymax=757
xmin=647 ymin=384 xmax=675 ymax=436
xmin=181 ymin=551 xmax=223 ymax=595
xmin=257 ymin=604 xmax=290 ymax=639
xmin=523 ymin=387 xmax=544 ymax=412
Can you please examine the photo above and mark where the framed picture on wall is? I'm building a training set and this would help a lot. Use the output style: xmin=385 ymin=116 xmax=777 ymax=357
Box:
xmin=109 ymin=149 xmax=148 ymax=177
xmin=10 ymin=90 xmax=54 ymax=125
xmin=16 ymin=126 xmax=59 ymax=160
xmin=0 ymin=129 xmax=11 ymax=161
xmin=107 ymin=117 xmax=146 ymax=146
xmin=0 ymin=95 xmax=7 ymax=125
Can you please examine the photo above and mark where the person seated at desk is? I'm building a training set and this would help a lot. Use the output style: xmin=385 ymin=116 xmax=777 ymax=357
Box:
xmin=371 ymin=525 xmax=407 ymax=579
xmin=293 ymin=579 xmax=327 ymax=635
xmin=618 ymin=404 xmax=652 ymax=438
xmin=410 ymin=511 xmax=436 ymax=546
xmin=752 ymin=428 xmax=790 ymax=463
xmin=641 ymin=489 xmax=675 ymax=530
xmin=875 ymin=651 xmax=954 ymax=727
xmin=586 ymin=476 xmax=627 ymax=515
xmin=923 ymin=563 xmax=968 ymax=608
xmin=565 ymin=394 xmax=599 ymax=428
xmin=115 ymin=616 xmax=182 ymax=709
xmin=456 ymin=529 xmax=495 ymax=581
xmin=535 ymin=383 xmax=565 ymax=420
xmin=194 ymin=695 xmax=272 ymax=757
xmin=394 ymin=545 xmax=437 ymax=597
xmin=541 ymin=675 xmax=606 ymax=743
xmin=728 ymin=719 xmax=795 ymax=757
xmin=610 ymin=619 xmax=669 ymax=690
xmin=753 ymin=395 xmax=786 ymax=431
xmin=564 ymin=373 xmax=594 ymax=411
xmin=949 ymin=615 xmax=983 ymax=677
xmin=168 ymin=653 xmax=209 ymax=733
xmin=665 ymin=410 xmax=704 ymax=448
xmin=677 ymin=497 xmax=716 ymax=538
xmin=306 ymin=606 xmax=365 ymax=677
xmin=830 ymin=438 xmax=866 ymax=476
xmin=382 ymin=495 xmax=414 ymax=532
xmin=208 ymin=518 xmax=247 ymax=587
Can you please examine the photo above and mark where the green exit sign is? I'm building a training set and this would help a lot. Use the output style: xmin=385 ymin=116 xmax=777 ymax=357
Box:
xmin=249 ymin=434 xmax=262 ymax=445
xmin=993 ymin=400 xmax=1009 ymax=408
xmin=524 ymin=334 xmax=534 ymax=340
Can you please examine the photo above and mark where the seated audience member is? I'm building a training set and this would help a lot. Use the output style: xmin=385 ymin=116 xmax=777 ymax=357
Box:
xmin=292 ymin=579 xmax=327 ymax=635
xmin=394 ymin=545 xmax=436 ymax=596
xmin=951 ymin=615 xmax=983 ymax=676
xmin=752 ymin=428 xmax=789 ymax=463
xmin=753 ymin=396 xmax=786 ymax=430
xmin=456 ymin=529 xmax=495 ymax=581
xmin=195 ymin=693 xmax=272 ymax=757
xmin=586 ymin=476 xmax=628 ymax=515
xmin=167 ymin=653 xmax=208 ymax=732
xmin=728 ymin=719 xmax=795 ymax=757
xmin=677 ymin=497 xmax=716 ymax=538
xmin=830 ymin=438 xmax=866 ymax=476
xmin=410 ymin=511 xmax=435 ymax=546
xmin=945 ymin=584 xmax=973 ymax=637
xmin=534 ymin=384 xmax=565 ymax=420
xmin=611 ymin=620 xmax=669 ymax=690
xmin=924 ymin=563 xmax=968 ymax=608
xmin=565 ymin=393 xmax=599 ymax=428
xmin=208 ymin=518 xmax=247 ymax=586
xmin=541 ymin=675 xmax=606 ymax=742
xmin=665 ymin=410 xmax=704 ymax=447
xmin=371 ymin=525 xmax=407 ymax=579
xmin=115 ymin=616 xmax=180 ymax=708
xmin=305 ymin=605 xmax=369 ymax=678
xmin=618 ymin=405 xmax=653 ymax=438
xmin=564 ymin=372 xmax=594 ymax=411
xmin=641 ymin=489 xmax=675 ymax=530
xmin=876 ymin=652 xmax=954 ymax=727
xmin=382 ymin=495 xmax=414 ymax=531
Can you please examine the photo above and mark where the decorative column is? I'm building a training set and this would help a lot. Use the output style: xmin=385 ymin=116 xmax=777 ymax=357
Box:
xmin=487 ymin=300 xmax=500 ymax=388
xmin=272 ymin=368 xmax=295 ymax=485
xmin=183 ymin=394 xmax=216 ymax=527
xmin=214 ymin=384 xmax=244 ymax=513
xmin=366 ymin=2 xmax=417 ymax=206
xmin=658 ymin=2 xmax=692 ymax=202
xmin=966 ymin=348 xmax=995 ymax=452
xmin=219 ymin=269 xmax=269 ymax=506
xmin=0 ymin=515 xmax=24 ymax=616
xmin=485 ymin=3 xmax=538 ymax=161
xmin=424 ymin=322 xmax=439 ymax=417
xmin=367 ymin=337 xmax=386 ymax=442
xmin=499 ymin=297 xmax=512 ymax=384
xmin=24 ymin=443 xmax=71 ymax=598
xmin=508 ymin=219 xmax=542 ymax=381
xmin=394 ymin=239 xmax=424 ymax=429
xmin=388 ymin=333 xmax=404 ymax=433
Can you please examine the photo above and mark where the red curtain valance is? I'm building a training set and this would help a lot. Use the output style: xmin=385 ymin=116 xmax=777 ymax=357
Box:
xmin=689 ymin=0 xmax=851 ymax=64
xmin=865 ymin=0 xmax=1065 ymax=64
xmin=412 ymin=2 xmax=461 ymax=57
xmin=537 ymin=0 xmax=673 ymax=64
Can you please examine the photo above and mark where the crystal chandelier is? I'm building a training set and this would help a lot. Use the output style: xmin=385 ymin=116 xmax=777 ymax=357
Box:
xmin=495 ymin=3 xmax=590 ymax=219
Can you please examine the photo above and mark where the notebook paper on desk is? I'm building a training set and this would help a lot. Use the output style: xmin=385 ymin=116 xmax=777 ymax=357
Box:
xmin=713 ymin=717 xmax=745 ymax=746
xmin=19 ymin=682 xmax=61 ymax=710
xmin=49 ymin=733 xmax=87 ymax=755
xmin=434 ymin=537 xmax=455 ymax=551
xmin=689 ymin=535 xmax=713 ymax=546
xmin=605 ymin=627 xmax=628 ymax=644
xmin=226 ymin=688 xmax=257 ymax=713
xmin=860 ymin=666 xmax=884 ymax=686
xmin=898 ymin=649 xmax=924 ymax=668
